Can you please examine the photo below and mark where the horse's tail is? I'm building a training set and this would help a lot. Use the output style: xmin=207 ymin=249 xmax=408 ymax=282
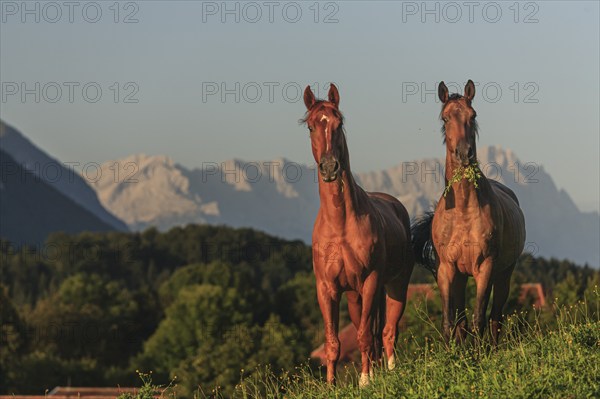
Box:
xmin=411 ymin=211 xmax=438 ymax=278
xmin=372 ymin=283 xmax=386 ymax=363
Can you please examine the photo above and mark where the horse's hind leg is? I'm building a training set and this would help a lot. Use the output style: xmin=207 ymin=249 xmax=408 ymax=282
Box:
xmin=346 ymin=290 xmax=362 ymax=330
xmin=382 ymin=273 xmax=410 ymax=370
xmin=452 ymin=273 xmax=468 ymax=343
xmin=490 ymin=263 xmax=515 ymax=346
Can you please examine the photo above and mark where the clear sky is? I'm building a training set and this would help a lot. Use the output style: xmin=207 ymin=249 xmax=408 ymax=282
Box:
xmin=1 ymin=1 xmax=598 ymax=212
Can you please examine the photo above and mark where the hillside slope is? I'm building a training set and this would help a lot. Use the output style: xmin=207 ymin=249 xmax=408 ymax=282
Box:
xmin=0 ymin=121 xmax=127 ymax=231
xmin=0 ymin=149 xmax=117 ymax=245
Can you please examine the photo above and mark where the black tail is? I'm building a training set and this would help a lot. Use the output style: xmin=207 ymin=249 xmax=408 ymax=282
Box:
xmin=411 ymin=212 xmax=438 ymax=278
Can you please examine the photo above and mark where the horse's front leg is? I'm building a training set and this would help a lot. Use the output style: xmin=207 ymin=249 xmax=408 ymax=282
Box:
xmin=316 ymin=279 xmax=340 ymax=384
xmin=356 ymin=271 xmax=379 ymax=386
xmin=437 ymin=261 xmax=456 ymax=343
xmin=473 ymin=259 xmax=493 ymax=338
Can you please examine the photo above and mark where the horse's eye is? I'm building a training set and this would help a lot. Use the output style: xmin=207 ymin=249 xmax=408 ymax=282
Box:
xmin=442 ymin=117 xmax=448 ymax=123
xmin=308 ymin=126 xmax=314 ymax=132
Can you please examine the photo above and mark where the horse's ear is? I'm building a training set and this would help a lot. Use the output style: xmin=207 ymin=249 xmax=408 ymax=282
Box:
xmin=464 ymin=79 xmax=475 ymax=101
xmin=304 ymin=85 xmax=316 ymax=110
xmin=328 ymin=83 xmax=340 ymax=108
xmin=438 ymin=81 xmax=449 ymax=103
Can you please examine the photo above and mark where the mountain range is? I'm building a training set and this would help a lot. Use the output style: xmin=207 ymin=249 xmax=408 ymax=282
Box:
xmin=1 ymin=120 xmax=598 ymax=267
xmin=91 ymin=149 xmax=599 ymax=267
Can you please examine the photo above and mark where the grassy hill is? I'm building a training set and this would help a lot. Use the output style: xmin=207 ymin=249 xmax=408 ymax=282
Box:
xmin=125 ymin=294 xmax=600 ymax=399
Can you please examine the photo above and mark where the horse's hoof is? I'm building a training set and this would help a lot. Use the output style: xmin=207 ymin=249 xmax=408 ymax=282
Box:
xmin=359 ymin=373 xmax=370 ymax=387
xmin=387 ymin=355 xmax=396 ymax=370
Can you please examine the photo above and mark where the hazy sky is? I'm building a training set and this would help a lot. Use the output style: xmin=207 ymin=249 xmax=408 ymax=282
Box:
xmin=1 ymin=1 xmax=598 ymax=212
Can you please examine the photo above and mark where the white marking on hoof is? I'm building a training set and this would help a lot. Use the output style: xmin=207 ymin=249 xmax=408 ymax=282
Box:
xmin=387 ymin=355 xmax=396 ymax=370
xmin=359 ymin=373 xmax=370 ymax=387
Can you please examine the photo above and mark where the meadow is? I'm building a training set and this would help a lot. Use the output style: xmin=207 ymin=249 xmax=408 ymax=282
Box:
xmin=124 ymin=287 xmax=600 ymax=399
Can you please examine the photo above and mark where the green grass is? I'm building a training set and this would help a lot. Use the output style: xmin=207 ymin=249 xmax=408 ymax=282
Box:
xmin=126 ymin=294 xmax=600 ymax=399
xmin=235 ymin=296 xmax=600 ymax=399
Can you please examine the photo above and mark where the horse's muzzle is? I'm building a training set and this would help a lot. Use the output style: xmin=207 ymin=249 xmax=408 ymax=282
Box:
xmin=319 ymin=155 xmax=340 ymax=183
xmin=456 ymin=143 xmax=475 ymax=166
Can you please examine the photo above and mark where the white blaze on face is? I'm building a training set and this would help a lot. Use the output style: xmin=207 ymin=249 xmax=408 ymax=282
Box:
xmin=320 ymin=114 xmax=330 ymax=151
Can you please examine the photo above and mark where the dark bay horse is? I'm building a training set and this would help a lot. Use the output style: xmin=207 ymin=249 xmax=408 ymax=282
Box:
xmin=412 ymin=80 xmax=525 ymax=345
xmin=303 ymin=84 xmax=414 ymax=385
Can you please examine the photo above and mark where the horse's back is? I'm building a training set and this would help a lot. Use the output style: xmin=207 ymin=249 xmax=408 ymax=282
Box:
xmin=489 ymin=179 xmax=519 ymax=205
xmin=367 ymin=191 xmax=411 ymax=232
xmin=366 ymin=191 xmax=414 ymax=279
xmin=489 ymin=180 xmax=526 ymax=262
xmin=489 ymin=180 xmax=522 ymax=220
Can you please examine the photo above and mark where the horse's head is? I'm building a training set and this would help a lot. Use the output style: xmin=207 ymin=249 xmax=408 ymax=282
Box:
xmin=302 ymin=83 xmax=345 ymax=183
xmin=438 ymin=80 xmax=478 ymax=167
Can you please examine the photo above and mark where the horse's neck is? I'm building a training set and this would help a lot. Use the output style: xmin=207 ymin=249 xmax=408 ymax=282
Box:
xmin=318 ymin=168 xmax=364 ymax=227
xmin=445 ymin=156 xmax=487 ymax=210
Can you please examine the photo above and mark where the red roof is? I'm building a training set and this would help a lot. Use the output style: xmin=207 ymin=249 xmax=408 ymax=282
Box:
xmin=518 ymin=283 xmax=546 ymax=308
xmin=0 ymin=387 xmax=157 ymax=399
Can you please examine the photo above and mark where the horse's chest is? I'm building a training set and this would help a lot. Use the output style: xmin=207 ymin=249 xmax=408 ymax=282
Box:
xmin=434 ymin=214 xmax=495 ymax=269
xmin=314 ymin=240 xmax=377 ymax=291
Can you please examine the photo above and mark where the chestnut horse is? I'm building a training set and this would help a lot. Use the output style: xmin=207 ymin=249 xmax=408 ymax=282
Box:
xmin=412 ymin=80 xmax=525 ymax=345
xmin=303 ymin=84 xmax=414 ymax=385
